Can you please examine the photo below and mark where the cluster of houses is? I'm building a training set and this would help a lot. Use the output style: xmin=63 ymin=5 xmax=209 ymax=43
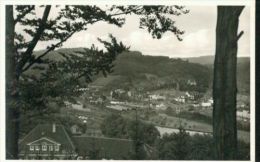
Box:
xmin=154 ymin=103 xmax=167 ymax=110
xmin=77 ymin=115 xmax=88 ymax=123
xmin=106 ymin=100 xmax=146 ymax=112
xmin=65 ymin=101 xmax=91 ymax=112
xmin=148 ymin=94 xmax=166 ymax=101
xmin=172 ymin=92 xmax=197 ymax=104
xmin=110 ymin=88 xmax=145 ymax=101
xmin=174 ymin=96 xmax=186 ymax=103
xmin=75 ymin=86 xmax=250 ymax=125
xmin=200 ymin=98 xmax=214 ymax=108
xmin=77 ymin=85 xmax=107 ymax=105
xmin=84 ymin=86 xmax=199 ymax=111
xmin=111 ymin=89 xmax=132 ymax=98
xmin=74 ymin=85 xmax=102 ymax=94
xmin=105 ymin=90 xmax=201 ymax=112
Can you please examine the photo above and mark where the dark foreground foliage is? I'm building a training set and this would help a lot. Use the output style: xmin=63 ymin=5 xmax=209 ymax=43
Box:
xmin=156 ymin=130 xmax=250 ymax=160
xmin=100 ymin=114 xmax=250 ymax=160
xmin=100 ymin=113 xmax=160 ymax=146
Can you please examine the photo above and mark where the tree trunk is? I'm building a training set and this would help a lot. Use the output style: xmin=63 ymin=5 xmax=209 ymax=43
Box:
xmin=6 ymin=5 xmax=20 ymax=159
xmin=6 ymin=5 xmax=52 ymax=159
xmin=256 ymin=2 xmax=260 ymax=161
xmin=213 ymin=6 xmax=244 ymax=160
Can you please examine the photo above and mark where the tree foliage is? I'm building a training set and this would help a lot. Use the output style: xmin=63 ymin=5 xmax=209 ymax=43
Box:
xmin=100 ymin=113 xmax=128 ymax=138
xmin=13 ymin=5 xmax=188 ymax=78
xmin=6 ymin=5 xmax=188 ymax=159
xmin=111 ymin=5 xmax=189 ymax=39
xmin=100 ymin=113 xmax=160 ymax=159
xmin=156 ymin=128 xmax=191 ymax=160
xmin=155 ymin=130 xmax=249 ymax=160
xmin=19 ymin=35 xmax=129 ymax=117
xmin=100 ymin=113 xmax=160 ymax=146
xmin=10 ymin=4 xmax=189 ymax=116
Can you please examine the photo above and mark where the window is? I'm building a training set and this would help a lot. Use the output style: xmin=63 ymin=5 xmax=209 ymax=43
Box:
xmin=49 ymin=145 xmax=53 ymax=151
xmin=29 ymin=145 xmax=34 ymax=151
xmin=42 ymin=145 xmax=47 ymax=151
xmin=54 ymin=145 xmax=59 ymax=151
xmin=35 ymin=145 xmax=39 ymax=151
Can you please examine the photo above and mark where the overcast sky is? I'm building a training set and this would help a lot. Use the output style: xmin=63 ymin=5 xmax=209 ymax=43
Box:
xmin=33 ymin=6 xmax=251 ymax=58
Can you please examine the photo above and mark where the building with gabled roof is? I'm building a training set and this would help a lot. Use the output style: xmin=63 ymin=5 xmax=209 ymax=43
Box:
xmin=18 ymin=123 xmax=155 ymax=160
xmin=18 ymin=123 xmax=76 ymax=160
xmin=72 ymin=136 xmax=134 ymax=159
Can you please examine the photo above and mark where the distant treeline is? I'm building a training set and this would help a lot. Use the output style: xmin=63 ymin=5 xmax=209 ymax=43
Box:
xmin=93 ymin=51 xmax=211 ymax=92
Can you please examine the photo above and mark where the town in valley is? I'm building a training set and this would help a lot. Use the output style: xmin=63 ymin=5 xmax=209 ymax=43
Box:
xmin=18 ymin=52 xmax=250 ymax=160
xmin=6 ymin=4 xmax=251 ymax=160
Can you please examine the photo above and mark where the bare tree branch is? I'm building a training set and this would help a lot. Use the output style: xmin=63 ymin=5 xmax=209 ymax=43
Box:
xmin=21 ymin=30 xmax=76 ymax=73
xmin=19 ymin=6 xmax=183 ymax=74
xmin=17 ymin=5 xmax=51 ymax=75
xmin=236 ymin=31 xmax=244 ymax=41
xmin=21 ymin=16 xmax=119 ymax=73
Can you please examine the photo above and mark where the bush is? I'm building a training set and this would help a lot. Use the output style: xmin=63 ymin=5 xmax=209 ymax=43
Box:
xmin=100 ymin=113 xmax=160 ymax=146
xmin=237 ymin=140 xmax=250 ymax=160
xmin=155 ymin=130 xmax=250 ymax=160
xmin=100 ymin=113 xmax=128 ymax=138
xmin=188 ymin=134 xmax=214 ymax=160
xmin=156 ymin=128 xmax=191 ymax=160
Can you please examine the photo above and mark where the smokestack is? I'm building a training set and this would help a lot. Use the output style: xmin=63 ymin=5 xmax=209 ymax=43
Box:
xmin=52 ymin=123 xmax=56 ymax=133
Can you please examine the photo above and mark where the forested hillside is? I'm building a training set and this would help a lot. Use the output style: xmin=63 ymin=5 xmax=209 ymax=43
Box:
xmin=187 ymin=56 xmax=250 ymax=94
xmin=26 ymin=48 xmax=248 ymax=94
xmin=26 ymin=49 xmax=211 ymax=92
xmin=92 ymin=51 xmax=211 ymax=92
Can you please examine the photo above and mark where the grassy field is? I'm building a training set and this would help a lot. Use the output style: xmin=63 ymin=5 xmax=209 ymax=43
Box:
xmin=149 ymin=113 xmax=250 ymax=143
xmin=150 ymin=113 xmax=212 ymax=132
xmin=63 ymin=100 xmax=250 ymax=143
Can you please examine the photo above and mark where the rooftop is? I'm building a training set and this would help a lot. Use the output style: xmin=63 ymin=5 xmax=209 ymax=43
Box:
xmin=72 ymin=136 xmax=134 ymax=159
xmin=19 ymin=124 xmax=75 ymax=151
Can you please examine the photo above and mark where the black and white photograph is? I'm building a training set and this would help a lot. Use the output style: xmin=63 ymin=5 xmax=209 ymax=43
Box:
xmin=1 ymin=0 xmax=255 ymax=161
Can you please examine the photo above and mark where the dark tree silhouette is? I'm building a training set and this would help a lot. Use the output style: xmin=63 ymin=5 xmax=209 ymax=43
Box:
xmin=256 ymin=2 xmax=260 ymax=161
xmin=156 ymin=128 xmax=191 ymax=160
xmin=5 ymin=5 xmax=188 ymax=159
xmin=213 ymin=6 xmax=244 ymax=160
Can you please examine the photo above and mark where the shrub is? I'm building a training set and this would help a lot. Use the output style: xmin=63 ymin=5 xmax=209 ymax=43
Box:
xmin=155 ymin=130 xmax=249 ymax=160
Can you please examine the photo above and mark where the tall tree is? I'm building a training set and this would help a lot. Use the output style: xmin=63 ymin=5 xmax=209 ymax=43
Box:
xmin=6 ymin=5 xmax=128 ymax=159
xmin=6 ymin=5 xmax=188 ymax=159
xmin=213 ymin=6 xmax=244 ymax=160
xmin=6 ymin=5 xmax=17 ymax=159
xmin=156 ymin=128 xmax=191 ymax=160
xmin=256 ymin=2 xmax=260 ymax=161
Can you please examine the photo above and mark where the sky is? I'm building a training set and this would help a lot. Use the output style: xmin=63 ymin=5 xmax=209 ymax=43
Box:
xmin=32 ymin=5 xmax=251 ymax=58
